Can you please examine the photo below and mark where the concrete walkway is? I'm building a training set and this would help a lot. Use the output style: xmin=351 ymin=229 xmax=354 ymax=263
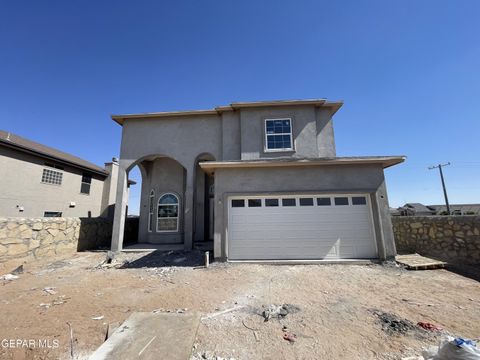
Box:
xmin=89 ymin=312 xmax=200 ymax=360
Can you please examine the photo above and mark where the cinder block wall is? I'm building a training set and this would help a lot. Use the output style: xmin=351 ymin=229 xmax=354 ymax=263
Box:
xmin=392 ymin=216 xmax=480 ymax=265
xmin=0 ymin=217 xmax=138 ymax=267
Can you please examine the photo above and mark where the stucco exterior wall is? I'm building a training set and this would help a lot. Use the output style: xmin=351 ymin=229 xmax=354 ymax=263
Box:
xmin=239 ymin=106 xmax=335 ymax=160
xmin=0 ymin=147 xmax=107 ymax=218
xmin=119 ymin=115 xmax=223 ymax=169
xmin=213 ymin=164 xmax=395 ymax=260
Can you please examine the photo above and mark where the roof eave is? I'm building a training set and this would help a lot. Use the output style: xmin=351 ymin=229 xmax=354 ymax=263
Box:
xmin=199 ymin=156 xmax=406 ymax=171
xmin=111 ymin=99 xmax=344 ymax=125
xmin=111 ymin=109 xmax=220 ymax=125
xmin=0 ymin=139 xmax=109 ymax=177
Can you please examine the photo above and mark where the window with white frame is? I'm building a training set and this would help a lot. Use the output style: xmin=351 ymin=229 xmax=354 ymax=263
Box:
xmin=157 ymin=193 xmax=179 ymax=232
xmin=41 ymin=163 xmax=63 ymax=185
xmin=148 ymin=190 xmax=155 ymax=232
xmin=80 ymin=172 xmax=92 ymax=194
xmin=265 ymin=118 xmax=293 ymax=151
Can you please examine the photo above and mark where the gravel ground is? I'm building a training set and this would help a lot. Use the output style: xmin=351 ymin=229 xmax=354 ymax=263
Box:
xmin=0 ymin=251 xmax=479 ymax=360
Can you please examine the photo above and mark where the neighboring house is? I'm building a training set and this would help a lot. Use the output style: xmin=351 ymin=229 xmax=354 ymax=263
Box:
xmin=0 ymin=130 xmax=132 ymax=218
xmin=428 ymin=204 xmax=480 ymax=215
xmin=396 ymin=203 xmax=436 ymax=216
xmin=396 ymin=203 xmax=480 ymax=216
xmin=110 ymin=99 xmax=405 ymax=261
xmin=389 ymin=207 xmax=401 ymax=216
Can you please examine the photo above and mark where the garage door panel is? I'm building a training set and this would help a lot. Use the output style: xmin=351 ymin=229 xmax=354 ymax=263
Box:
xmin=228 ymin=194 xmax=377 ymax=260
xmin=230 ymin=244 xmax=339 ymax=260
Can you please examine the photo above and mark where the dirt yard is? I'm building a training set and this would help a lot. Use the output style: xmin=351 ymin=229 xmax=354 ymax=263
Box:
xmin=0 ymin=251 xmax=479 ymax=360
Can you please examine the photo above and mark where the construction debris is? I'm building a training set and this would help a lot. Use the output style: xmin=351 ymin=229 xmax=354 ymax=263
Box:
xmin=283 ymin=331 xmax=297 ymax=343
xmin=191 ymin=351 xmax=237 ymax=360
xmin=262 ymin=304 xmax=300 ymax=322
xmin=153 ymin=308 xmax=188 ymax=314
xmin=396 ymin=254 xmax=446 ymax=270
xmin=370 ymin=309 xmax=417 ymax=335
xmin=43 ymin=287 xmax=57 ymax=295
xmin=39 ymin=295 xmax=69 ymax=309
xmin=1 ymin=273 xmax=19 ymax=281
xmin=417 ymin=322 xmax=443 ymax=332
xmin=202 ymin=306 xmax=244 ymax=320
xmin=421 ymin=336 xmax=480 ymax=359
xmin=105 ymin=322 xmax=121 ymax=340
xmin=66 ymin=322 xmax=74 ymax=359
xmin=11 ymin=265 xmax=24 ymax=274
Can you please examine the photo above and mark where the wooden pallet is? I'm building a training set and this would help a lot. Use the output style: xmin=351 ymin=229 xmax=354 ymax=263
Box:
xmin=395 ymin=254 xmax=447 ymax=270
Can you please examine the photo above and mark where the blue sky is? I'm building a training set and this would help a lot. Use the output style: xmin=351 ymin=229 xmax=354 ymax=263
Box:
xmin=1 ymin=0 xmax=479 ymax=214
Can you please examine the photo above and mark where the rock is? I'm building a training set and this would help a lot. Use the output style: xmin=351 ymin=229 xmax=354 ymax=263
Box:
xmin=41 ymin=233 xmax=55 ymax=245
xmin=32 ymin=222 xmax=43 ymax=231
xmin=7 ymin=243 xmax=29 ymax=256
xmin=20 ymin=228 xmax=33 ymax=239
xmin=7 ymin=222 xmax=17 ymax=230
xmin=29 ymin=239 xmax=40 ymax=249
xmin=2 ymin=237 xmax=23 ymax=245
xmin=47 ymin=228 xmax=59 ymax=237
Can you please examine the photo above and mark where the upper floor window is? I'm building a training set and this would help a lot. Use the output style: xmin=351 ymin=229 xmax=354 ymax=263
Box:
xmin=265 ymin=118 xmax=293 ymax=152
xmin=80 ymin=173 xmax=92 ymax=194
xmin=157 ymin=193 xmax=179 ymax=232
xmin=44 ymin=211 xmax=62 ymax=217
xmin=41 ymin=163 xmax=63 ymax=185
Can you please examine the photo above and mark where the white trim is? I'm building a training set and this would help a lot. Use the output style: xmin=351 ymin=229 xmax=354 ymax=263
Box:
xmin=264 ymin=118 xmax=294 ymax=152
xmin=148 ymin=189 xmax=155 ymax=232
xmin=156 ymin=192 xmax=180 ymax=233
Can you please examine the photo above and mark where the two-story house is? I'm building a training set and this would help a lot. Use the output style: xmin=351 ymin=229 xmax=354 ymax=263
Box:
xmin=110 ymin=99 xmax=404 ymax=261
xmin=0 ymin=130 xmax=132 ymax=218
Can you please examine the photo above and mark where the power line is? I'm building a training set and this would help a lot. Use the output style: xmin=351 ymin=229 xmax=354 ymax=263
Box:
xmin=428 ymin=162 xmax=451 ymax=214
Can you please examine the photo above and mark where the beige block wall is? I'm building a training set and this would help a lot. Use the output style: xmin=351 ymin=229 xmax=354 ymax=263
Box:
xmin=0 ymin=147 xmax=106 ymax=218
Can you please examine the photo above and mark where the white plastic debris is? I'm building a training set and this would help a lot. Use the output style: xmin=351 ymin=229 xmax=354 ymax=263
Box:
xmin=92 ymin=315 xmax=104 ymax=320
xmin=1 ymin=274 xmax=19 ymax=281
xmin=422 ymin=336 xmax=480 ymax=360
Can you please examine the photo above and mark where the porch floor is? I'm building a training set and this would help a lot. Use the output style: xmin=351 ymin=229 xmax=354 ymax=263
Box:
xmin=122 ymin=241 xmax=213 ymax=252
xmin=123 ymin=243 xmax=184 ymax=252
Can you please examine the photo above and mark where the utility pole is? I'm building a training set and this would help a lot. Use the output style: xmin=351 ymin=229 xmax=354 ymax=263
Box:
xmin=428 ymin=162 xmax=451 ymax=215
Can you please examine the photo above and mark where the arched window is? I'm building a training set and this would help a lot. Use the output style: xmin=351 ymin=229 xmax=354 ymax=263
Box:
xmin=157 ymin=193 xmax=179 ymax=232
xmin=148 ymin=190 xmax=155 ymax=232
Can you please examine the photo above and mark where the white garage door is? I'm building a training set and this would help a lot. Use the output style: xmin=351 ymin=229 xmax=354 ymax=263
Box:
xmin=228 ymin=194 xmax=377 ymax=260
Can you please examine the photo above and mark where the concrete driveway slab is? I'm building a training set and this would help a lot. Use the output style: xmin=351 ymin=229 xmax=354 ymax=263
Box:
xmin=89 ymin=312 xmax=200 ymax=360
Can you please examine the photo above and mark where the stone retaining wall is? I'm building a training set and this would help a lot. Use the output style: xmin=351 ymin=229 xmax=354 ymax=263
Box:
xmin=392 ymin=216 xmax=480 ymax=265
xmin=0 ymin=217 xmax=138 ymax=266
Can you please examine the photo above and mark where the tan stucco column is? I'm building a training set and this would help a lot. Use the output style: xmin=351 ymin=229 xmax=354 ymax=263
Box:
xmin=183 ymin=169 xmax=194 ymax=250
xmin=111 ymin=165 xmax=128 ymax=252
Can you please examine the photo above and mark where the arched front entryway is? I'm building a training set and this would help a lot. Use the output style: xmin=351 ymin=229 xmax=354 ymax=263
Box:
xmin=136 ymin=156 xmax=186 ymax=244
xmin=111 ymin=154 xmax=193 ymax=252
